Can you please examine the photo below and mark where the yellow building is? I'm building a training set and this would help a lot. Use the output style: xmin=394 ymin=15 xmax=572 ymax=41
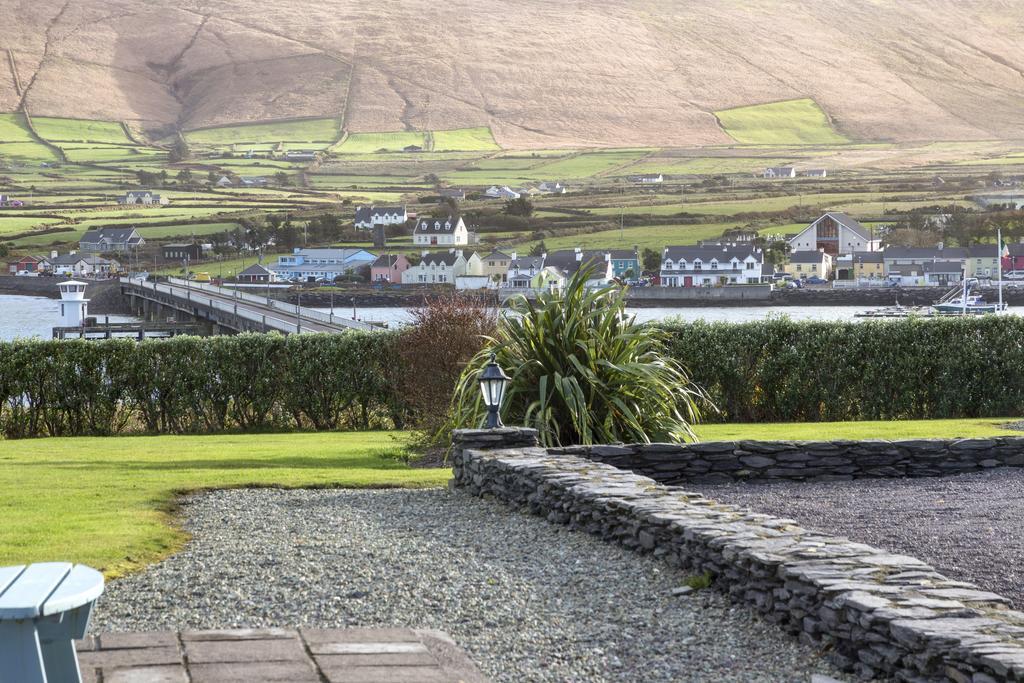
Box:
xmin=850 ymin=251 xmax=885 ymax=279
xmin=784 ymin=250 xmax=833 ymax=279
xmin=480 ymin=250 xmax=512 ymax=284
xmin=965 ymin=245 xmax=1001 ymax=279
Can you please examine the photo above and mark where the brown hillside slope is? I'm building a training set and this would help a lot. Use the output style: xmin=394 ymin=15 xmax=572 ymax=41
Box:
xmin=2 ymin=0 xmax=1023 ymax=147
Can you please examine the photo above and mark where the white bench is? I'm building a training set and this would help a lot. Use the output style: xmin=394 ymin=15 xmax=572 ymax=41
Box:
xmin=0 ymin=563 xmax=104 ymax=683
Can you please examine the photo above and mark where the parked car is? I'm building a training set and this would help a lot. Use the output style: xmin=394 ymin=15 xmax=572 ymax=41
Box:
xmin=805 ymin=276 xmax=828 ymax=285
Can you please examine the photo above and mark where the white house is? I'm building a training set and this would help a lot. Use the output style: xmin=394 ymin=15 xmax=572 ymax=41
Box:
xmin=787 ymin=213 xmax=881 ymax=258
xmin=50 ymin=253 xmax=120 ymax=277
xmin=117 ymin=191 xmax=169 ymax=205
xmin=484 ymin=186 xmax=520 ymax=199
xmin=660 ymin=245 xmax=765 ymax=287
xmin=630 ymin=174 xmax=663 ymax=184
xmin=354 ymin=205 xmax=408 ymax=230
xmin=269 ymin=248 xmax=377 ymax=282
xmin=763 ymin=167 xmax=796 ymax=179
xmin=216 ymin=176 xmax=234 ymax=187
xmin=413 ymin=216 xmax=469 ymax=247
xmin=802 ymin=169 xmax=828 ymax=178
xmin=538 ymin=181 xmax=567 ymax=194
xmin=402 ymin=250 xmax=480 ymax=285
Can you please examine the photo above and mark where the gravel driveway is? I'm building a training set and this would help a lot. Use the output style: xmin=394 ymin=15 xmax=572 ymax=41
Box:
xmin=690 ymin=468 xmax=1024 ymax=609
xmin=91 ymin=488 xmax=849 ymax=683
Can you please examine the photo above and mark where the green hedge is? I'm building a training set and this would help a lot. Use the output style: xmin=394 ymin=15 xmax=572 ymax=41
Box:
xmin=0 ymin=333 xmax=405 ymax=438
xmin=3 ymin=317 xmax=1024 ymax=438
xmin=664 ymin=317 xmax=1024 ymax=423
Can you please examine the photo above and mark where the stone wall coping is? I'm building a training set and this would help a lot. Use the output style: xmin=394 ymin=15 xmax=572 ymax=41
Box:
xmin=453 ymin=445 xmax=1024 ymax=681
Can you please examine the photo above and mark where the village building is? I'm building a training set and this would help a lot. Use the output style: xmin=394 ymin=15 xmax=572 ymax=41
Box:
xmin=607 ymin=248 xmax=641 ymax=278
xmin=480 ymin=250 xmax=512 ymax=284
xmin=402 ymin=250 xmax=479 ymax=285
xmin=117 ymin=191 xmax=169 ymax=206
xmin=354 ymin=205 xmax=408 ymax=230
xmin=887 ymin=262 xmax=964 ymax=287
xmin=162 ymin=243 xmax=206 ymax=262
xmin=506 ymin=254 xmax=549 ymax=290
xmin=787 ymin=213 xmax=880 ymax=257
xmin=412 ymin=215 xmax=470 ymax=247
xmin=762 ymin=167 xmax=796 ymax=179
xmin=8 ymin=254 xmax=49 ymax=275
xmin=839 ymin=251 xmax=885 ymax=281
xmin=50 ymin=253 xmax=120 ymax=277
xmin=660 ymin=245 xmax=765 ymax=287
xmin=784 ymin=250 xmax=833 ymax=280
xmin=544 ymin=249 xmax=615 ymax=288
xmin=236 ymin=264 xmax=276 ymax=283
xmin=216 ymin=176 xmax=234 ymax=187
xmin=283 ymin=150 xmax=317 ymax=161
xmin=537 ymin=181 xmax=567 ymax=194
xmin=438 ymin=188 xmax=466 ymax=201
xmin=484 ymin=186 xmax=521 ymax=199
xmin=80 ymin=227 xmax=145 ymax=254
xmin=269 ymin=248 xmax=377 ymax=282
xmin=630 ymin=174 xmax=663 ymax=184
xmin=0 ymin=195 xmax=24 ymax=208
xmin=802 ymin=169 xmax=828 ymax=178
xmin=370 ymin=254 xmax=411 ymax=283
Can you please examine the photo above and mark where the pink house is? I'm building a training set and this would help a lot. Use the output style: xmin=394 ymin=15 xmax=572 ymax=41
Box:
xmin=370 ymin=254 xmax=410 ymax=283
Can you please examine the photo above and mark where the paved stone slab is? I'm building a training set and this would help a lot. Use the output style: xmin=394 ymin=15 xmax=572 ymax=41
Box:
xmin=79 ymin=628 xmax=488 ymax=682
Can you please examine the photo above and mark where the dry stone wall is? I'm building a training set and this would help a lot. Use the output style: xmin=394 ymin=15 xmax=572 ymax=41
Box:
xmin=550 ymin=437 xmax=1024 ymax=485
xmin=452 ymin=428 xmax=1024 ymax=682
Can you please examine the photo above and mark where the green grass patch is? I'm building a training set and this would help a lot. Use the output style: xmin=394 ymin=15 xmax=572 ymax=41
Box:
xmin=0 ymin=216 xmax=65 ymax=236
xmin=0 ymin=431 xmax=442 ymax=576
xmin=694 ymin=418 xmax=1024 ymax=442
xmin=336 ymin=131 xmax=428 ymax=154
xmin=431 ymin=127 xmax=500 ymax=152
xmin=521 ymin=222 xmax=744 ymax=253
xmin=715 ymin=98 xmax=849 ymax=145
xmin=0 ymin=141 xmax=61 ymax=163
xmin=185 ymin=118 xmax=341 ymax=146
xmin=32 ymin=117 xmax=133 ymax=145
xmin=0 ymin=114 xmax=38 ymax=143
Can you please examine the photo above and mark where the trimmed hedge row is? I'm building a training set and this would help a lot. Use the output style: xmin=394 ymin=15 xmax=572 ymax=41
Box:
xmin=3 ymin=316 xmax=1024 ymax=438
xmin=0 ymin=333 xmax=405 ymax=438
xmin=665 ymin=316 xmax=1024 ymax=423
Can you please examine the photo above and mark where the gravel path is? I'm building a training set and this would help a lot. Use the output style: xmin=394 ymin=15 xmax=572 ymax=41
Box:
xmin=91 ymin=488 xmax=849 ymax=683
xmin=690 ymin=468 xmax=1024 ymax=609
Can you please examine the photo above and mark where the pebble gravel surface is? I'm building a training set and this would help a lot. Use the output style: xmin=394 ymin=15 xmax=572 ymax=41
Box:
xmin=691 ymin=468 xmax=1024 ymax=609
xmin=91 ymin=488 xmax=850 ymax=683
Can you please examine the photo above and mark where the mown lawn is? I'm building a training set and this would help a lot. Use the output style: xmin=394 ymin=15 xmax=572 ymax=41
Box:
xmin=0 ymin=431 xmax=441 ymax=577
xmin=715 ymin=98 xmax=849 ymax=145
xmin=695 ymin=418 xmax=1024 ymax=442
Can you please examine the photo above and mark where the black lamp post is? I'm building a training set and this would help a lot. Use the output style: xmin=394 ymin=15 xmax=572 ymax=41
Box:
xmin=479 ymin=353 xmax=510 ymax=428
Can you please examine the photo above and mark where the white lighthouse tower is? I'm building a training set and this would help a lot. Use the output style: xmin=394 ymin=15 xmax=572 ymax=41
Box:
xmin=57 ymin=280 xmax=90 ymax=327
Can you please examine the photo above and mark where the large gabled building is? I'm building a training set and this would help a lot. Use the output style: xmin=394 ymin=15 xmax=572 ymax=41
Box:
xmin=660 ymin=245 xmax=765 ymax=287
xmin=787 ymin=213 xmax=880 ymax=257
xmin=80 ymin=227 xmax=145 ymax=253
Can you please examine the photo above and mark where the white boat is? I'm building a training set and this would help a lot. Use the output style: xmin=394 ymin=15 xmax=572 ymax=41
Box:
xmin=931 ymin=278 xmax=1007 ymax=315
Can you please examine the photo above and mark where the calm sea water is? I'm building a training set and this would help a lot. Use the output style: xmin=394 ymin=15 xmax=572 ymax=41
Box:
xmin=0 ymin=295 xmax=139 ymax=341
xmin=313 ymin=305 xmax=881 ymax=327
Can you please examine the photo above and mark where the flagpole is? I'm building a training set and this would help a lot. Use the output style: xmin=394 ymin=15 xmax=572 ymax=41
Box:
xmin=998 ymin=227 xmax=1004 ymax=312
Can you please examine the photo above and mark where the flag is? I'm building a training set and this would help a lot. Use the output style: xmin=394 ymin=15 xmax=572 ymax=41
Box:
xmin=1002 ymin=240 xmax=1010 ymax=258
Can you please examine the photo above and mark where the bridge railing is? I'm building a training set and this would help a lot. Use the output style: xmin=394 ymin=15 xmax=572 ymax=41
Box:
xmin=125 ymin=278 xmax=301 ymax=333
xmin=163 ymin=277 xmax=372 ymax=330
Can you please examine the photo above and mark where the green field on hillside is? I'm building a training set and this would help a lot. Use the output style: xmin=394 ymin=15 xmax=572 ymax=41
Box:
xmin=185 ymin=118 xmax=341 ymax=146
xmin=715 ymin=98 xmax=849 ymax=145
xmin=0 ymin=141 xmax=61 ymax=162
xmin=524 ymin=221 xmax=745 ymax=253
xmin=623 ymin=156 xmax=796 ymax=176
xmin=33 ymin=117 xmax=134 ymax=144
xmin=335 ymin=131 xmax=428 ymax=153
xmin=0 ymin=114 xmax=37 ymax=143
xmin=431 ymin=126 xmax=500 ymax=151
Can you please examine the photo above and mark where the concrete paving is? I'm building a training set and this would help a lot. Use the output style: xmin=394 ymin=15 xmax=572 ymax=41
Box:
xmin=77 ymin=627 xmax=488 ymax=682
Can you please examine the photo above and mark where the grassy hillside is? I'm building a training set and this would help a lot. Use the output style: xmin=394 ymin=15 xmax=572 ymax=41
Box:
xmin=5 ymin=1 xmax=1024 ymax=147
xmin=715 ymin=99 xmax=849 ymax=145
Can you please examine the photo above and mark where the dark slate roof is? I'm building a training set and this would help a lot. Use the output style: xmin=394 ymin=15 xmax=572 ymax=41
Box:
xmin=663 ymin=245 xmax=761 ymax=262
xmin=419 ymin=251 xmax=460 ymax=266
xmin=238 ymin=264 xmax=271 ymax=276
xmin=355 ymin=206 xmax=406 ymax=223
xmin=817 ymin=212 xmax=872 ymax=241
xmin=883 ymin=247 xmax=967 ymax=260
xmin=371 ymin=254 xmax=404 ymax=268
xmin=965 ymin=244 xmax=1024 ymax=258
xmin=607 ymin=249 xmax=638 ymax=260
xmin=789 ymin=250 xmax=829 ymax=264
xmin=509 ymin=255 xmax=544 ymax=270
xmin=923 ymin=261 xmax=964 ymax=273
xmin=414 ymin=216 xmax=462 ymax=234
xmin=544 ymin=250 xmax=609 ymax=276
xmin=81 ymin=227 xmax=142 ymax=243
xmin=851 ymin=250 xmax=884 ymax=263
xmin=483 ymin=250 xmax=511 ymax=260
